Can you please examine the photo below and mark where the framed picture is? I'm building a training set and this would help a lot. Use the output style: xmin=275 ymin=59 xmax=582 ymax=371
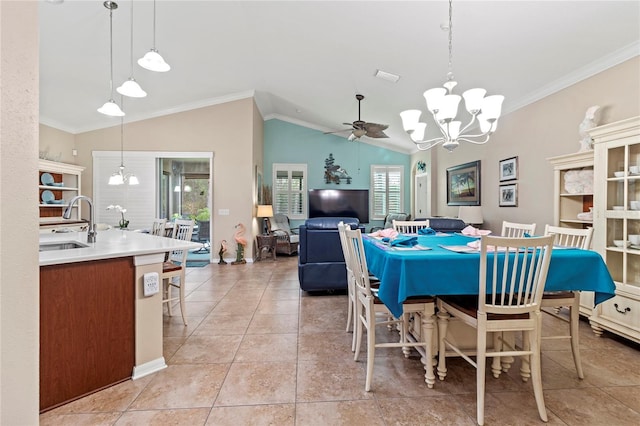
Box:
xmin=499 ymin=156 xmax=518 ymax=181
xmin=446 ymin=160 xmax=481 ymax=206
xmin=499 ymin=183 xmax=518 ymax=207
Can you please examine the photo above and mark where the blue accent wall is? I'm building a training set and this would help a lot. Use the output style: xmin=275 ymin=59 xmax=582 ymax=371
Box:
xmin=263 ymin=119 xmax=411 ymax=228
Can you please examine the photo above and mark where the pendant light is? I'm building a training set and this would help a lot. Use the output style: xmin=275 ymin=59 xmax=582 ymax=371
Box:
xmin=137 ymin=0 xmax=170 ymax=72
xmin=108 ymin=97 xmax=139 ymax=185
xmin=117 ymin=0 xmax=147 ymax=98
xmin=98 ymin=1 xmax=125 ymax=117
xmin=399 ymin=0 xmax=504 ymax=152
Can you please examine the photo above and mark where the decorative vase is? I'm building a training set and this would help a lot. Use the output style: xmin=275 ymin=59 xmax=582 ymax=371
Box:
xmin=119 ymin=219 xmax=129 ymax=229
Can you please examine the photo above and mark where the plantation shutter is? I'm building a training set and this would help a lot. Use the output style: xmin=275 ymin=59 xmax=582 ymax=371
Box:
xmin=371 ymin=165 xmax=403 ymax=220
xmin=272 ymin=164 xmax=307 ymax=220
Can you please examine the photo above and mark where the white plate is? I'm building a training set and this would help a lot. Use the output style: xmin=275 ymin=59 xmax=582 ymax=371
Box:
xmin=41 ymin=190 xmax=54 ymax=203
xmin=41 ymin=172 xmax=54 ymax=185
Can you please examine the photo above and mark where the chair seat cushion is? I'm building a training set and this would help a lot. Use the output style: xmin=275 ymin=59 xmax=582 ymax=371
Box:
xmin=405 ymin=295 xmax=435 ymax=304
xmin=163 ymin=261 xmax=182 ymax=273
xmin=439 ymin=295 xmax=530 ymax=320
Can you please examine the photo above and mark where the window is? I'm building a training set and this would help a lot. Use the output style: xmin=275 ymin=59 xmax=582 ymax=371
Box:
xmin=371 ymin=165 xmax=404 ymax=220
xmin=272 ymin=163 xmax=307 ymax=220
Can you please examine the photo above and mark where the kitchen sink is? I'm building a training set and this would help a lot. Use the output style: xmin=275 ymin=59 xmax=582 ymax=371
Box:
xmin=39 ymin=241 xmax=89 ymax=252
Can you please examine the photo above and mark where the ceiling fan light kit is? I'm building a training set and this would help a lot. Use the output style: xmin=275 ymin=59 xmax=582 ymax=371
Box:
xmin=400 ymin=0 xmax=504 ymax=152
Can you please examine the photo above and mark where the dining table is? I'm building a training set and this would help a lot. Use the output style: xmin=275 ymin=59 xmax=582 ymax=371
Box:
xmin=361 ymin=232 xmax=617 ymax=388
xmin=363 ymin=233 xmax=616 ymax=319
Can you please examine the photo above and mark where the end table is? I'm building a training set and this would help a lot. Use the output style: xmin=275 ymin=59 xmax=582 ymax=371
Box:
xmin=256 ymin=234 xmax=277 ymax=261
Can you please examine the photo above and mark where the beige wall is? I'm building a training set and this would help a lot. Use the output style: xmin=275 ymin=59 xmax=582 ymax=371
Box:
xmin=414 ymin=56 xmax=640 ymax=233
xmin=0 ymin=1 xmax=40 ymax=423
xmin=62 ymin=97 xmax=259 ymax=257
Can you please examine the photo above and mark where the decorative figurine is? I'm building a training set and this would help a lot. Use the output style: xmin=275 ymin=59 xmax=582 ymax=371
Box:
xmin=578 ymin=105 xmax=600 ymax=152
xmin=218 ymin=240 xmax=228 ymax=265
xmin=232 ymin=223 xmax=247 ymax=265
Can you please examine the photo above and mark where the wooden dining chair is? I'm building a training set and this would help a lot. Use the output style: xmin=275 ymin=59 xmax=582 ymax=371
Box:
xmin=344 ymin=226 xmax=435 ymax=391
xmin=501 ymin=220 xmax=537 ymax=238
xmin=162 ymin=219 xmax=194 ymax=326
xmin=392 ymin=219 xmax=431 ymax=234
xmin=436 ymin=234 xmax=554 ymax=425
xmin=337 ymin=221 xmax=357 ymax=350
xmin=541 ymin=224 xmax=594 ymax=379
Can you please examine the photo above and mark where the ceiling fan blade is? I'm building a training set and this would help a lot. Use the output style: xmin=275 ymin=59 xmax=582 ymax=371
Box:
xmin=323 ymin=128 xmax=352 ymax=135
xmin=363 ymin=122 xmax=390 ymax=138
xmin=363 ymin=122 xmax=389 ymax=132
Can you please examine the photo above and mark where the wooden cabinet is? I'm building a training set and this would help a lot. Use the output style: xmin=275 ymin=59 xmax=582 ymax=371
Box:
xmin=39 ymin=159 xmax=85 ymax=229
xmin=590 ymin=116 xmax=640 ymax=343
xmin=40 ymin=258 xmax=135 ymax=412
xmin=547 ymin=151 xmax=595 ymax=316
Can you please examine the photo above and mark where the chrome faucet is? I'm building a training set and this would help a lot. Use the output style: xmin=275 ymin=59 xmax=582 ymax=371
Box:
xmin=64 ymin=195 xmax=96 ymax=243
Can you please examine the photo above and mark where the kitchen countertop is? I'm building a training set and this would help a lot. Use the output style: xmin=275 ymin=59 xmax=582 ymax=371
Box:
xmin=39 ymin=229 xmax=203 ymax=266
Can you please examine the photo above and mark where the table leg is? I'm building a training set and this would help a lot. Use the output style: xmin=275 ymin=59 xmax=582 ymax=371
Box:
xmin=421 ymin=304 xmax=436 ymax=389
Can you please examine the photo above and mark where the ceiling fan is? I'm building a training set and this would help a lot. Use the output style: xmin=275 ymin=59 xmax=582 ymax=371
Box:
xmin=326 ymin=94 xmax=389 ymax=141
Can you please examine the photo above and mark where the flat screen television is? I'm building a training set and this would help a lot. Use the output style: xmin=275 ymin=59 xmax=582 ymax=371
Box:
xmin=308 ymin=189 xmax=369 ymax=223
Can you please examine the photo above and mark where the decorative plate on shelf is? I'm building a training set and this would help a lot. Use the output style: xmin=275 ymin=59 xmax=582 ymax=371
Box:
xmin=41 ymin=190 xmax=54 ymax=203
xmin=41 ymin=172 xmax=54 ymax=186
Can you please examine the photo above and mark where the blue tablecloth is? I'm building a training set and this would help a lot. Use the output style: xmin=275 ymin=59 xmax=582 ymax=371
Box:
xmin=363 ymin=234 xmax=616 ymax=318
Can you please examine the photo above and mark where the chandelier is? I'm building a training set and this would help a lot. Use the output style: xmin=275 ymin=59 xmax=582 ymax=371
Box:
xmin=400 ymin=0 xmax=504 ymax=152
xmin=108 ymin=104 xmax=139 ymax=185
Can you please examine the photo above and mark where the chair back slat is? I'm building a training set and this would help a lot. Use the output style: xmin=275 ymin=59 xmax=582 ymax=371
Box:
xmin=338 ymin=221 xmax=356 ymax=291
xmin=169 ymin=219 xmax=194 ymax=264
xmin=344 ymin=227 xmax=374 ymax=297
xmin=544 ymin=225 xmax=593 ymax=249
xmin=151 ymin=218 xmax=167 ymax=236
xmin=392 ymin=220 xmax=430 ymax=234
xmin=480 ymin=235 xmax=554 ymax=315
xmin=501 ymin=221 xmax=537 ymax=238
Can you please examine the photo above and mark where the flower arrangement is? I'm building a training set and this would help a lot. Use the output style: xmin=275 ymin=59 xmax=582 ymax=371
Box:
xmin=107 ymin=204 xmax=129 ymax=229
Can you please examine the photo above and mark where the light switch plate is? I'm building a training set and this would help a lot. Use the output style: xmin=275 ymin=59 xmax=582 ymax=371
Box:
xmin=143 ymin=272 xmax=159 ymax=297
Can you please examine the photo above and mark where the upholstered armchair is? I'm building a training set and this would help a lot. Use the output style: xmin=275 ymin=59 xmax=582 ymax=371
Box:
xmin=271 ymin=213 xmax=299 ymax=255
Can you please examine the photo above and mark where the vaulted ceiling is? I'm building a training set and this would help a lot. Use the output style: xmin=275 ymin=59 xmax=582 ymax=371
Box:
xmin=39 ymin=1 xmax=640 ymax=153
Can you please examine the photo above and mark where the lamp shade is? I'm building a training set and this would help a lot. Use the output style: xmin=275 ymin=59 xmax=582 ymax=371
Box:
xmin=256 ymin=205 xmax=274 ymax=218
xmin=97 ymin=100 xmax=125 ymax=117
xmin=116 ymin=78 xmax=147 ymax=98
xmin=458 ymin=206 xmax=483 ymax=225
xmin=138 ymin=49 xmax=170 ymax=72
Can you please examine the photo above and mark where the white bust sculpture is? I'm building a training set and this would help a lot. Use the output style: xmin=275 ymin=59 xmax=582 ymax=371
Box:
xmin=578 ymin=105 xmax=600 ymax=152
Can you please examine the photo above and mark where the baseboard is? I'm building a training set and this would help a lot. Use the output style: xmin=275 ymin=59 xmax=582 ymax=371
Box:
xmin=132 ymin=357 xmax=167 ymax=380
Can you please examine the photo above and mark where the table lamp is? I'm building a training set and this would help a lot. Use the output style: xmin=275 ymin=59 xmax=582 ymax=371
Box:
xmin=256 ymin=205 xmax=274 ymax=235
xmin=458 ymin=206 xmax=483 ymax=226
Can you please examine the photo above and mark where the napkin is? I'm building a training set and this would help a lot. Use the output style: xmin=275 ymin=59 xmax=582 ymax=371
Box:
xmin=461 ymin=225 xmax=492 ymax=236
xmin=418 ymin=227 xmax=436 ymax=235
xmin=369 ymin=228 xmax=399 ymax=239
xmin=390 ymin=235 xmax=418 ymax=247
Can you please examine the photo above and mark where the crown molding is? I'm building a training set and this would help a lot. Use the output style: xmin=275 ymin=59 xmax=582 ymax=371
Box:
xmin=506 ymin=41 xmax=640 ymax=114
xmin=42 ymin=90 xmax=257 ymax=135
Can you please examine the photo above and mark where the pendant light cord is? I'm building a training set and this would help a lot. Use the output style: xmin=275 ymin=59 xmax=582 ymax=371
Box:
xmin=129 ymin=1 xmax=134 ymax=73
xmin=109 ymin=6 xmax=114 ymax=97
xmin=152 ymin=0 xmax=157 ymax=49
xmin=446 ymin=0 xmax=454 ymax=82
xmin=120 ymin=95 xmax=125 ymax=168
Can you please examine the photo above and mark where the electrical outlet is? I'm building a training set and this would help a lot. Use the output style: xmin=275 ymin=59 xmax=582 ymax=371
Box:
xmin=143 ymin=272 xmax=159 ymax=297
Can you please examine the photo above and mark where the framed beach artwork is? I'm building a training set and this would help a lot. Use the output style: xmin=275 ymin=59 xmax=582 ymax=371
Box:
xmin=499 ymin=183 xmax=518 ymax=207
xmin=446 ymin=160 xmax=481 ymax=206
xmin=499 ymin=156 xmax=518 ymax=181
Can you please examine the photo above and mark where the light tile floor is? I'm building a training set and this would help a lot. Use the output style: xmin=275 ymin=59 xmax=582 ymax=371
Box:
xmin=41 ymin=256 xmax=640 ymax=425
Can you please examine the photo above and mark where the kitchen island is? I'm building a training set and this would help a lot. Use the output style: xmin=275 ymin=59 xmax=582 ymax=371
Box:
xmin=39 ymin=229 xmax=201 ymax=412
